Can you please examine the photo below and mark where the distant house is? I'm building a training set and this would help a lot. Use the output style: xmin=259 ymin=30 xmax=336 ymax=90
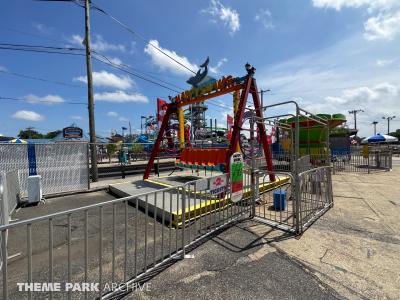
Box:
xmin=52 ymin=124 xmax=108 ymax=144
xmin=0 ymin=124 xmax=108 ymax=144
xmin=0 ymin=136 xmax=14 ymax=143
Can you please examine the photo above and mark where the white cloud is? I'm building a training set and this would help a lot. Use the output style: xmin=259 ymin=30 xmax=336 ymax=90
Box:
xmin=376 ymin=58 xmax=395 ymax=66
xmin=118 ymin=116 xmax=129 ymax=122
xmin=106 ymin=111 xmax=129 ymax=122
xmin=257 ymin=33 xmax=400 ymax=136
xmin=202 ymin=0 xmax=240 ymax=35
xmin=209 ymin=58 xmax=228 ymax=74
xmin=129 ymin=41 xmax=137 ymax=55
xmin=70 ymin=115 xmax=83 ymax=120
xmin=0 ymin=66 xmax=6 ymax=71
xmin=24 ymin=94 xmax=65 ymax=105
xmin=108 ymin=57 xmax=123 ymax=66
xmin=364 ymin=11 xmax=400 ymax=41
xmin=95 ymin=91 xmax=149 ymax=103
xmin=68 ymin=34 xmax=125 ymax=52
xmin=324 ymin=83 xmax=397 ymax=106
xmin=255 ymin=9 xmax=274 ymax=30
xmin=312 ymin=0 xmax=400 ymax=41
xmin=33 ymin=23 xmax=53 ymax=34
xmin=74 ymin=70 xmax=134 ymax=90
xmin=107 ymin=111 xmax=119 ymax=117
xmin=12 ymin=110 xmax=44 ymax=121
xmin=144 ymin=39 xmax=198 ymax=76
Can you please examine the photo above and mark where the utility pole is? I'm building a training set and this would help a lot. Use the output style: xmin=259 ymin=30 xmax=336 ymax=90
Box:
xmin=85 ymin=0 xmax=98 ymax=181
xmin=348 ymin=109 xmax=364 ymax=134
xmin=382 ymin=116 xmax=396 ymax=134
xmin=371 ymin=121 xmax=378 ymax=135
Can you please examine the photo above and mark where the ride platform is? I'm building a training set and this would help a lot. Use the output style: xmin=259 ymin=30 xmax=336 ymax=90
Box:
xmin=109 ymin=174 xmax=289 ymax=227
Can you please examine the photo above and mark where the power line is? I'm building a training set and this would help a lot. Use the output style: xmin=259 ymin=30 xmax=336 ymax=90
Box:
xmin=0 ymin=42 xmax=84 ymax=52
xmin=35 ymin=0 xmax=197 ymax=76
xmin=0 ymin=43 xmax=235 ymax=108
xmin=0 ymin=69 xmax=83 ymax=88
xmin=0 ymin=96 xmax=86 ymax=105
xmin=0 ymin=26 xmax=68 ymax=45
xmin=0 ymin=43 xmax=85 ymax=57
xmin=92 ymin=55 xmax=181 ymax=93
xmin=90 ymin=2 xmax=197 ymax=75
xmin=0 ymin=42 xmax=183 ymax=93
xmin=92 ymin=52 xmax=184 ymax=92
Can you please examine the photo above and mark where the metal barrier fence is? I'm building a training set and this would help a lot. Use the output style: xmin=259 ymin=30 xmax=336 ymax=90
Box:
xmin=0 ymin=171 xmax=20 ymax=220
xmin=254 ymin=166 xmax=333 ymax=234
xmin=0 ymin=143 xmax=89 ymax=197
xmin=332 ymin=146 xmax=392 ymax=174
xmin=0 ymin=174 xmax=252 ymax=299
xmin=298 ymin=167 xmax=333 ymax=231
xmin=0 ymin=171 xmax=21 ymax=273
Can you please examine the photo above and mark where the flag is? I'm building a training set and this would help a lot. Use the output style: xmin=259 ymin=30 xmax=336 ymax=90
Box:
xmin=227 ymin=114 xmax=233 ymax=140
xmin=157 ymin=98 xmax=168 ymax=128
xmin=121 ymin=127 xmax=128 ymax=130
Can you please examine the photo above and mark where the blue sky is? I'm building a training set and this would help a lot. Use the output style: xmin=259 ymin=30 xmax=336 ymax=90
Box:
xmin=0 ymin=0 xmax=399 ymax=137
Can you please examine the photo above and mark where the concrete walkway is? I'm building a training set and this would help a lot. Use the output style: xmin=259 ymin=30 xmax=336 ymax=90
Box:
xmin=251 ymin=158 xmax=400 ymax=299
xmin=128 ymin=158 xmax=400 ymax=299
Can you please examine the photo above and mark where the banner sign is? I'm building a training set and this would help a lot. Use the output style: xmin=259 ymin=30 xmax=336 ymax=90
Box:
xmin=230 ymin=152 xmax=243 ymax=202
xmin=210 ymin=175 xmax=226 ymax=196
xmin=227 ymin=114 xmax=233 ymax=140
xmin=157 ymin=98 xmax=168 ymax=128
xmin=27 ymin=144 xmax=37 ymax=176
xmin=63 ymin=127 xmax=83 ymax=139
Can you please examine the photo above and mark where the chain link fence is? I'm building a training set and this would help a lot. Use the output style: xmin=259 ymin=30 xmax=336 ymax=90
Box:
xmin=0 ymin=143 xmax=89 ymax=197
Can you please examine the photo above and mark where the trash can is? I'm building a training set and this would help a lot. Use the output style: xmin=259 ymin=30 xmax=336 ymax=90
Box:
xmin=273 ymin=190 xmax=286 ymax=211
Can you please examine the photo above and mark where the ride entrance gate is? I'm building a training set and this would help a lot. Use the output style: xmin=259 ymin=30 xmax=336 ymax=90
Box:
xmin=251 ymin=101 xmax=334 ymax=233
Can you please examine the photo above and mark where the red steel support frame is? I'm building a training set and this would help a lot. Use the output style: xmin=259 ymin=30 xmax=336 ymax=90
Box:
xmin=251 ymin=78 xmax=276 ymax=182
xmin=143 ymin=75 xmax=275 ymax=181
xmin=226 ymin=76 xmax=275 ymax=181
xmin=143 ymin=104 xmax=177 ymax=179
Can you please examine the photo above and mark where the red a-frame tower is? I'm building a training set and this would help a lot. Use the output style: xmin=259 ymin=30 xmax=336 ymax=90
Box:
xmin=143 ymin=68 xmax=276 ymax=182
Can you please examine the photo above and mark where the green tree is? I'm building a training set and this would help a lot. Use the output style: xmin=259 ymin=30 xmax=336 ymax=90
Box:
xmin=131 ymin=143 xmax=144 ymax=161
xmin=106 ymin=143 xmax=117 ymax=163
xmin=330 ymin=127 xmax=351 ymax=137
xmin=389 ymin=129 xmax=400 ymax=140
xmin=44 ymin=130 xmax=62 ymax=139
xmin=18 ymin=128 xmax=44 ymax=139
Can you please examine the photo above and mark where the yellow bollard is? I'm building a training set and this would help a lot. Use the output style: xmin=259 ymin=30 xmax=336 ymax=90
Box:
xmin=233 ymin=91 xmax=241 ymax=152
xmin=178 ymin=107 xmax=185 ymax=149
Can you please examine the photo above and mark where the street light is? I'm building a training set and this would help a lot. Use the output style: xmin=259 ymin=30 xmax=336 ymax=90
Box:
xmin=371 ymin=121 xmax=378 ymax=135
xmin=382 ymin=116 xmax=396 ymax=134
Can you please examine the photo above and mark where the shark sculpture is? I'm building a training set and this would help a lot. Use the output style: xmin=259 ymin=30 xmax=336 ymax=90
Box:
xmin=186 ymin=57 xmax=216 ymax=88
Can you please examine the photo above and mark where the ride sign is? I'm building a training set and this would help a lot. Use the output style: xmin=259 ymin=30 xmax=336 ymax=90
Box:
xmin=230 ymin=152 xmax=244 ymax=202
xmin=209 ymin=175 xmax=226 ymax=195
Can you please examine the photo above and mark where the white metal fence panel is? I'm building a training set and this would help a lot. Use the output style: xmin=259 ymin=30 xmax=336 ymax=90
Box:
xmin=0 ymin=143 xmax=89 ymax=197
xmin=0 ymin=170 xmax=20 ymax=272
